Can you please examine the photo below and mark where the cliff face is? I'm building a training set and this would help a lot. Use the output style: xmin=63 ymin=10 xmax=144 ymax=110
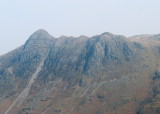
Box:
xmin=0 ymin=30 xmax=160 ymax=114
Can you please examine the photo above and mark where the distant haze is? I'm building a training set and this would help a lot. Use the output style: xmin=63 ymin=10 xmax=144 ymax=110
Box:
xmin=0 ymin=0 xmax=160 ymax=55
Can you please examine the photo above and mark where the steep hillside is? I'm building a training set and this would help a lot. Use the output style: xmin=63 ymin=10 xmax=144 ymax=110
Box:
xmin=0 ymin=30 xmax=160 ymax=114
xmin=129 ymin=34 xmax=160 ymax=114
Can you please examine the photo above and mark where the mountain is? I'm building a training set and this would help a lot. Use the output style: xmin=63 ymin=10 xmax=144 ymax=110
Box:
xmin=0 ymin=29 xmax=160 ymax=114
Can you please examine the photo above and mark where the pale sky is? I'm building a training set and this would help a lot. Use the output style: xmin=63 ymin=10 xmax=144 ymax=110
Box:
xmin=0 ymin=0 xmax=160 ymax=55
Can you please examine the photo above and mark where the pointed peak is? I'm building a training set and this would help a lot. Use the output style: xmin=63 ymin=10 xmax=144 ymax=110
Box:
xmin=31 ymin=29 xmax=50 ymax=37
xmin=28 ymin=29 xmax=53 ymax=41
xmin=34 ymin=29 xmax=49 ymax=35
xmin=101 ymin=32 xmax=114 ymax=36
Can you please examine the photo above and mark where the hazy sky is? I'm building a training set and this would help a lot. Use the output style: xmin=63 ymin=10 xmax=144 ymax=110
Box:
xmin=0 ymin=0 xmax=160 ymax=55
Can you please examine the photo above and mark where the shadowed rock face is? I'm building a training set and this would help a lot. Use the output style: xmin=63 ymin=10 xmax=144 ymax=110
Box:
xmin=0 ymin=30 xmax=160 ymax=114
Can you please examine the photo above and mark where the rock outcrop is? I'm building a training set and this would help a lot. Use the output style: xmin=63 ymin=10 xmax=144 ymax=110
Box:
xmin=0 ymin=30 xmax=160 ymax=114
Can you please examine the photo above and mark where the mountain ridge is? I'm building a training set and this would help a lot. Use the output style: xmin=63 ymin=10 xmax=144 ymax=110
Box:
xmin=0 ymin=30 xmax=160 ymax=114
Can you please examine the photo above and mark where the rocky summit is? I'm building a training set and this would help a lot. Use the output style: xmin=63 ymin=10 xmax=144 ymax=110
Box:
xmin=0 ymin=29 xmax=160 ymax=114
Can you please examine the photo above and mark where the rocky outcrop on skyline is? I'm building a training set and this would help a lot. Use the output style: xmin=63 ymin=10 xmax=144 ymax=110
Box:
xmin=0 ymin=30 xmax=160 ymax=114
